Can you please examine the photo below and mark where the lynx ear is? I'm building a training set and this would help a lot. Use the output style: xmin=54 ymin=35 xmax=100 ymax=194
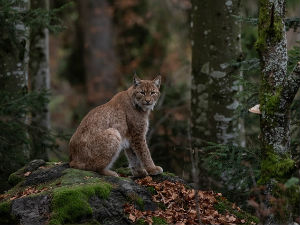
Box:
xmin=133 ymin=73 xmax=141 ymax=87
xmin=153 ymin=75 xmax=161 ymax=89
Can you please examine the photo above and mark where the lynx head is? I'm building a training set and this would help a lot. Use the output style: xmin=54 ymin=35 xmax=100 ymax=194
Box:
xmin=132 ymin=74 xmax=161 ymax=111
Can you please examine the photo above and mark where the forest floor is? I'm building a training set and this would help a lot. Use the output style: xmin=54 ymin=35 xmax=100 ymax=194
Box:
xmin=0 ymin=160 xmax=258 ymax=225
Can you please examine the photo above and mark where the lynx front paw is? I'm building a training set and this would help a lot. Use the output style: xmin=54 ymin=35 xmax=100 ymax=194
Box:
xmin=132 ymin=168 xmax=148 ymax=178
xmin=147 ymin=166 xmax=163 ymax=175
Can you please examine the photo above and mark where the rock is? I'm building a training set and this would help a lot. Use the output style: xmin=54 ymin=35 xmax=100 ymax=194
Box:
xmin=24 ymin=159 xmax=46 ymax=173
xmin=11 ymin=195 xmax=50 ymax=225
xmin=23 ymin=163 xmax=69 ymax=186
xmin=0 ymin=161 xmax=170 ymax=225
xmin=0 ymin=161 xmax=259 ymax=225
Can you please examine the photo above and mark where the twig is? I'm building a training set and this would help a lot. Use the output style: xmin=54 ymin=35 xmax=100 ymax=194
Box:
xmin=187 ymin=120 xmax=203 ymax=225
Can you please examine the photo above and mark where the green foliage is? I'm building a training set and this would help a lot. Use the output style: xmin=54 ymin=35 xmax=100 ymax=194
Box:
xmin=284 ymin=177 xmax=299 ymax=188
xmin=0 ymin=90 xmax=50 ymax=189
xmin=50 ymin=182 xmax=112 ymax=225
xmin=202 ymin=143 xmax=261 ymax=205
xmin=199 ymin=143 xmax=261 ymax=212
xmin=0 ymin=0 xmax=70 ymax=192
xmin=258 ymin=151 xmax=295 ymax=185
xmin=152 ymin=216 xmax=167 ymax=225
xmin=215 ymin=197 xmax=259 ymax=225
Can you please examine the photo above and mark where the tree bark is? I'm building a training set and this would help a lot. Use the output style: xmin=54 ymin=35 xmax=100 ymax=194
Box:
xmin=0 ymin=0 xmax=30 ymax=191
xmin=191 ymin=0 xmax=243 ymax=147
xmin=28 ymin=0 xmax=50 ymax=160
xmin=0 ymin=0 xmax=30 ymax=92
xmin=257 ymin=0 xmax=300 ymax=222
xmin=78 ymin=0 xmax=119 ymax=107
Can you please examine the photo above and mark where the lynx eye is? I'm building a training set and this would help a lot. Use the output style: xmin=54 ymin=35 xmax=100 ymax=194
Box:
xmin=151 ymin=92 xmax=156 ymax=95
xmin=140 ymin=91 xmax=145 ymax=95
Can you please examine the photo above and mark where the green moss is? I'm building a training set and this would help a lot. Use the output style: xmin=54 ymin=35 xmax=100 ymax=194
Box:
xmin=162 ymin=172 xmax=176 ymax=177
xmin=258 ymin=151 xmax=295 ymax=185
xmin=127 ymin=193 xmax=144 ymax=210
xmin=61 ymin=168 xmax=99 ymax=186
xmin=49 ymin=182 xmax=112 ymax=225
xmin=147 ymin=186 xmax=157 ymax=195
xmin=157 ymin=202 xmax=166 ymax=210
xmin=114 ymin=167 xmax=132 ymax=177
xmin=255 ymin=0 xmax=284 ymax=52
xmin=152 ymin=216 xmax=167 ymax=224
xmin=215 ymin=197 xmax=259 ymax=225
xmin=8 ymin=172 xmax=24 ymax=186
xmin=135 ymin=218 xmax=146 ymax=225
xmin=264 ymin=88 xmax=282 ymax=115
xmin=0 ymin=201 xmax=17 ymax=224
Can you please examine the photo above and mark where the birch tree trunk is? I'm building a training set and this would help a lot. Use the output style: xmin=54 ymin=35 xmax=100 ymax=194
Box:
xmin=78 ymin=0 xmax=119 ymax=107
xmin=28 ymin=0 xmax=50 ymax=160
xmin=257 ymin=0 xmax=300 ymax=222
xmin=191 ymin=0 xmax=243 ymax=147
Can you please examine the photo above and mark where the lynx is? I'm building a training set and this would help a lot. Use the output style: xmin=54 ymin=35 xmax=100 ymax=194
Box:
xmin=69 ymin=75 xmax=163 ymax=177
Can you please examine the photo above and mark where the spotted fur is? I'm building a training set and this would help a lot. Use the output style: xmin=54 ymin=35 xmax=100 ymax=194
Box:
xmin=69 ymin=75 xmax=163 ymax=177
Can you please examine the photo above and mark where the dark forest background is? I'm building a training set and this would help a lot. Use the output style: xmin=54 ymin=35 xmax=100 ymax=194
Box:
xmin=1 ymin=0 xmax=300 ymax=223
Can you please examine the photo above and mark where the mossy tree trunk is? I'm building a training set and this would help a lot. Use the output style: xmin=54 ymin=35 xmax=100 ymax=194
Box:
xmin=28 ymin=0 xmax=50 ymax=161
xmin=191 ymin=0 xmax=244 ymax=147
xmin=78 ymin=0 xmax=119 ymax=107
xmin=257 ymin=0 xmax=300 ymax=222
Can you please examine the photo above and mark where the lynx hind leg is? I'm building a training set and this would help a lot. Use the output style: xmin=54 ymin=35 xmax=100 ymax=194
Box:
xmin=92 ymin=128 xmax=123 ymax=177
xmin=125 ymin=148 xmax=148 ymax=177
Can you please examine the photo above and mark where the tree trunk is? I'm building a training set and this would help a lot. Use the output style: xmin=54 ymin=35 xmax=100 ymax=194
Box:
xmin=78 ymin=0 xmax=119 ymax=107
xmin=28 ymin=0 xmax=50 ymax=160
xmin=0 ymin=0 xmax=30 ymax=191
xmin=257 ymin=0 xmax=300 ymax=222
xmin=0 ymin=0 xmax=30 ymax=92
xmin=191 ymin=0 xmax=243 ymax=147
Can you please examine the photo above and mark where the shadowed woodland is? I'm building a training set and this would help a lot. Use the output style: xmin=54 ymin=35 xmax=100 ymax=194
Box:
xmin=0 ymin=0 xmax=300 ymax=224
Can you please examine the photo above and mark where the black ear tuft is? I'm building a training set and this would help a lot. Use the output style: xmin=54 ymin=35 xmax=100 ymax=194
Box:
xmin=133 ymin=73 xmax=141 ymax=87
xmin=153 ymin=75 xmax=161 ymax=89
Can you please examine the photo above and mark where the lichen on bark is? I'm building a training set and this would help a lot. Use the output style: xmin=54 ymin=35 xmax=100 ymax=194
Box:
xmin=257 ymin=0 xmax=300 ymax=222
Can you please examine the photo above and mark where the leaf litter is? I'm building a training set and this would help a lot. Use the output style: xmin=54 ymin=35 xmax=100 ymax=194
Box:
xmin=124 ymin=176 xmax=255 ymax=225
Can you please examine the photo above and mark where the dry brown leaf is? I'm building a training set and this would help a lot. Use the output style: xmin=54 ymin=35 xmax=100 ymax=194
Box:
xmin=124 ymin=177 xmax=253 ymax=225
xmin=128 ymin=213 xmax=136 ymax=222
xmin=24 ymin=171 xmax=31 ymax=177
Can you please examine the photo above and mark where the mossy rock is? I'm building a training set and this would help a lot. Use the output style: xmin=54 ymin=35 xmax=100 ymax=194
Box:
xmin=1 ymin=160 xmax=258 ymax=225
xmin=8 ymin=172 xmax=24 ymax=186
xmin=1 ymin=161 xmax=157 ymax=225
xmin=49 ymin=182 xmax=112 ymax=225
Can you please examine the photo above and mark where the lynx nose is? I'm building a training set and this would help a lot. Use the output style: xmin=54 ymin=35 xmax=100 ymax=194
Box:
xmin=145 ymin=98 xmax=151 ymax=103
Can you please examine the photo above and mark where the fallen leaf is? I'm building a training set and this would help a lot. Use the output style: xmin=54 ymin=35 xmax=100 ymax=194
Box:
xmin=24 ymin=171 xmax=31 ymax=177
